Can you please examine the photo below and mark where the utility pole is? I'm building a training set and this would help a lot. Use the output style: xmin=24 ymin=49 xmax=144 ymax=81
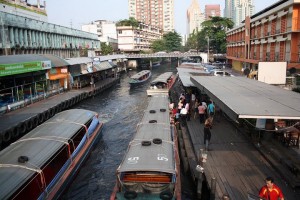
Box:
xmin=207 ymin=37 xmax=210 ymax=63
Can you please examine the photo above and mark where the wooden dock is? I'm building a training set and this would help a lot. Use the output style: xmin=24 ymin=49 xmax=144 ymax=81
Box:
xmin=183 ymin=114 xmax=299 ymax=199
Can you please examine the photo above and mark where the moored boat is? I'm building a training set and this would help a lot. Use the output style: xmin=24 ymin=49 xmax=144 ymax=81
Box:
xmin=129 ymin=70 xmax=152 ymax=85
xmin=0 ymin=109 xmax=103 ymax=200
xmin=152 ymin=61 xmax=161 ymax=67
xmin=146 ymin=72 xmax=177 ymax=96
xmin=111 ymin=94 xmax=181 ymax=200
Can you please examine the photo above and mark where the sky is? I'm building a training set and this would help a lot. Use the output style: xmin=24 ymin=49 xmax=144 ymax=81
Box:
xmin=38 ymin=0 xmax=279 ymax=35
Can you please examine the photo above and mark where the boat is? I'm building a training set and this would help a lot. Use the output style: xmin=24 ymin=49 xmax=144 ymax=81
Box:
xmin=111 ymin=94 xmax=181 ymax=200
xmin=152 ymin=61 xmax=161 ymax=67
xmin=146 ymin=72 xmax=178 ymax=96
xmin=0 ymin=109 xmax=103 ymax=200
xmin=129 ymin=70 xmax=152 ymax=85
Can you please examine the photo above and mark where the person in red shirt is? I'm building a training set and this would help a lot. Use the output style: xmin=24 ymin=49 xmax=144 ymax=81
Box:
xmin=259 ymin=177 xmax=284 ymax=200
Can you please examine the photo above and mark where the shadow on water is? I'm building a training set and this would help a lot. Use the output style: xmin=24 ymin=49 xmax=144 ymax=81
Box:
xmin=62 ymin=62 xmax=195 ymax=199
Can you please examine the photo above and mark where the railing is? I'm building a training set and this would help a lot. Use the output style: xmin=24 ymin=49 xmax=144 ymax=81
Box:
xmin=0 ymin=80 xmax=64 ymax=114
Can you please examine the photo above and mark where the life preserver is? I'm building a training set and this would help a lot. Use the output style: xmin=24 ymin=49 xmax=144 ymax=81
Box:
xmin=141 ymin=141 xmax=151 ymax=146
xmin=153 ymin=138 xmax=162 ymax=144
xmin=159 ymin=191 xmax=173 ymax=200
xmin=124 ymin=191 xmax=137 ymax=199
xmin=18 ymin=156 xmax=29 ymax=163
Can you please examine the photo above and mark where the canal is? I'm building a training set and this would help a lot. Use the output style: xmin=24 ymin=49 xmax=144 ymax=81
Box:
xmin=62 ymin=62 xmax=196 ymax=199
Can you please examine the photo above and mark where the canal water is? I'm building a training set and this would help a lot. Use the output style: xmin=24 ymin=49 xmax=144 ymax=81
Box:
xmin=62 ymin=62 xmax=196 ymax=200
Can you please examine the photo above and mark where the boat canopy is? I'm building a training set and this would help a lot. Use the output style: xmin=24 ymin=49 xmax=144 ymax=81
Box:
xmin=117 ymin=94 xmax=175 ymax=174
xmin=0 ymin=109 xmax=97 ymax=200
xmin=151 ymin=72 xmax=173 ymax=85
xmin=130 ymin=70 xmax=151 ymax=80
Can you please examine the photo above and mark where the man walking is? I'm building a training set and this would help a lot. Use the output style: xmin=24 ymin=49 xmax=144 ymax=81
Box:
xmin=259 ymin=177 xmax=284 ymax=200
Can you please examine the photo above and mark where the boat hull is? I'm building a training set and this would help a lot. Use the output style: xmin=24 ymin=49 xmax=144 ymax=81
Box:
xmin=44 ymin=123 xmax=103 ymax=200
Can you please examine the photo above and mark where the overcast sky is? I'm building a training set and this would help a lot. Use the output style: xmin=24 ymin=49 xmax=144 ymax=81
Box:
xmin=41 ymin=0 xmax=278 ymax=35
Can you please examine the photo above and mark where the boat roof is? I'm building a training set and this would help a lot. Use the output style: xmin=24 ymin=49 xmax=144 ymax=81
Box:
xmin=190 ymin=76 xmax=300 ymax=120
xmin=117 ymin=94 xmax=176 ymax=174
xmin=130 ymin=70 xmax=151 ymax=79
xmin=151 ymin=72 xmax=173 ymax=85
xmin=0 ymin=109 xmax=97 ymax=200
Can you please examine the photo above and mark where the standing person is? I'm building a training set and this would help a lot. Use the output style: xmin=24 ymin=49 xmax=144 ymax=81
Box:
xmin=204 ymin=119 xmax=212 ymax=150
xmin=191 ymin=92 xmax=196 ymax=111
xmin=198 ymin=102 xmax=206 ymax=123
xmin=193 ymin=98 xmax=200 ymax=119
xmin=207 ymin=100 xmax=215 ymax=126
xmin=259 ymin=177 xmax=284 ymax=200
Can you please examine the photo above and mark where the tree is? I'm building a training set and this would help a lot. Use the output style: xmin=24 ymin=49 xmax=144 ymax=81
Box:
xmin=185 ymin=17 xmax=234 ymax=53
xmin=151 ymin=39 xmax=166 ymax=52
xmin=163 ymin=31 xmax=182 ymax=52
xmin=151 ymin=31 xmax=182 ymax=53
xmin=116 ymin=17 xmax=139 ymax=27
xmin=101 ymin=42 xmax=113 ymax=55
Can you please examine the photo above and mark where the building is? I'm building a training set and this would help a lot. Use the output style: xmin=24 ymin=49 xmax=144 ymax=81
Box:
xmin=82 ymin=20 xmax=118 ymax=51
xmin=0 ymin=0 xmax=100 ymax=58
xmin=205 ymin=4 xmax=221 ymax=20
xmin=117 ymin=22 xmax=163 ymax=53
xmin=226 ymin=0 xmax=300 ymax=72
xmin=187 ymin=0 xmax=205 ymax=35
xmin=128 ymin=0 xmax=174 ymax=32
xmin=224 ymin=0 xmax=255 ymax=27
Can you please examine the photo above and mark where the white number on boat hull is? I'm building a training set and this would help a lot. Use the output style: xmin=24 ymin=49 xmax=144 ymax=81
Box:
xmin=157 ymin=154 xmax=168 ymax=161
xmin=127 ymin=157 xmax=139 ymax=164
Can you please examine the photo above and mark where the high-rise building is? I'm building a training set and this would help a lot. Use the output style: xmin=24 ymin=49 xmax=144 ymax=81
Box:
xmin=224 ymin=0 xmax=255 ymax=27
xmin=128 ymin=0 xmax=174 ymax=33
xmin=187 ymin=0 xmax=204 ymax=35
xmin=205 ymin=4 xmax=221 ymax=20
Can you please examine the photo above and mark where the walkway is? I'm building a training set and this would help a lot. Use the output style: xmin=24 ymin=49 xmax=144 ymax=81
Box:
xmin=184 ymin=113 xmax=299 ymax=199
xmin=0 ymin=77 xmax=119 ymax=149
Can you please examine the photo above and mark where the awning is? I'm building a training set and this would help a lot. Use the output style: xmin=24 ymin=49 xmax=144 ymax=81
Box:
xmin=190 ymin=76 xmax=300 ymax=121
xmin=48 ymin=73 xmax=68 ymax=80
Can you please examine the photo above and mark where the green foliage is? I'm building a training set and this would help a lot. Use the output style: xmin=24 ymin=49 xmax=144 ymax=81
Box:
xmin=151 ymin=31 xmax=182 ymax=52
xmin=151 ymin=39 xmax=166 ymax=52
xmin=101 ymin=42 xmax=113 ymax=55
xmin=186 ymin=17 xmax=234 ymax=53
xmin=116 ymin=17 xmax=139 ymax=27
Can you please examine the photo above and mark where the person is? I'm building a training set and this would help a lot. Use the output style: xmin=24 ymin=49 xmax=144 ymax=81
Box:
xmin=259 ymin=177 xmax=284 ymax=200
xmin=207 ymin=100 xmax=215 ymax=126
xmin=204 ymin=119 xmax=212 ymax=150
xmin=185 ymin=103 xmax=190 ymax=121
xmin=193 ymin=98 xmax=199 ymax=119
xmin=198 ymin=102 xmax=206 ymax=124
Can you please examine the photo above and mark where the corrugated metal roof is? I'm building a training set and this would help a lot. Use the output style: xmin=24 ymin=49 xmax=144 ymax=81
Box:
xmin=0 ymin=109 xmax=97 ymax=199
xmin=190 ymin=76 xmax=300 ymax=120
xmin=117 ymin=94 xmax=176 ymax=174
xmin=0 ymin=54 xmax=69 ymax=67
xmin=64 ymin=57 xmax=92 ymax=65
xmin=94 ymin=61 xmax=113 ymax=71
xmin=177 ymin=66 xmax=210 ymax=87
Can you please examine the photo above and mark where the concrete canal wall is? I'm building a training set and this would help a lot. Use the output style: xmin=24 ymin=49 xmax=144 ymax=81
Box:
xmin=0 ymin=77 xmax=120 ymax=150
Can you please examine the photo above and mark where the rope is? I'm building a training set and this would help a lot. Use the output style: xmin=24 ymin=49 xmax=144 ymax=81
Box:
xmin=12 ymin=137 xmax=73 ymax=162
xmin=0 ymin=163 xmax=47 ymax=191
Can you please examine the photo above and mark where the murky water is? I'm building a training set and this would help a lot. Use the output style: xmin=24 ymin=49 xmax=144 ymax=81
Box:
xmin=62 ymin=62 xmax=196 ymax=200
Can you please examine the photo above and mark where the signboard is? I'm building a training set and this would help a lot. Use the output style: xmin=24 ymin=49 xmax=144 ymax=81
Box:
xmin=0 ymin=61 xmax=52 ymax=77
xmin=258 ymin=62 xmax=287 ymax=84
